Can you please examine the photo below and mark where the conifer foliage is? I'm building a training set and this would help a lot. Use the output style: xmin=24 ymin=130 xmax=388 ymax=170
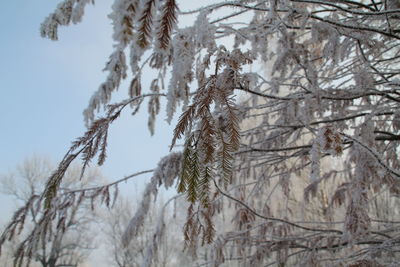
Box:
xmin=3 ymin=0 xmax=400 ymax=266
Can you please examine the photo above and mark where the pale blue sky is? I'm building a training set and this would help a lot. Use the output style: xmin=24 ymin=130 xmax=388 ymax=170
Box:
xmin=0 ymin=1 xmax=177 ymax=224
xmin=0 ymin=1 xmax=236 ymax=265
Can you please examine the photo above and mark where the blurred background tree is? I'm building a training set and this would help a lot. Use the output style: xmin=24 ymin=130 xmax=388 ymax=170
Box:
xmin=0 ymin=157 xmax=102 ymax=267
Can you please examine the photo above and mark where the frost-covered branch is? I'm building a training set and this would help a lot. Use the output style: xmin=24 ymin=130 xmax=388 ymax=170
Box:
xmin=5 ymin=0 xmax=400 ymax=266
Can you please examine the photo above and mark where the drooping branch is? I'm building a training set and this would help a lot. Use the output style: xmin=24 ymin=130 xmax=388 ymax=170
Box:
xmin=43 ymin=93 xmax=166 ymax=209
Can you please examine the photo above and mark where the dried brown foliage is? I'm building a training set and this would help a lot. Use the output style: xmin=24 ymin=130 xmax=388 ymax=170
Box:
xmin=137 ymin=0 xmax=157 ymax=48
xmin=157 ymin=0 xmax=178 ymax=50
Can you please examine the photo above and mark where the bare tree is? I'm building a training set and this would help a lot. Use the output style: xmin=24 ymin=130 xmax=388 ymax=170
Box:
xmin=102 ymin=198 xmax=148 ymax=267
xmin=102 ymin=192 xmax=194 ymax=267
xmin=0 ymin=157 xmax=100 ymax=267
xmin=3 ymin=1 xmax=400 ymax=266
